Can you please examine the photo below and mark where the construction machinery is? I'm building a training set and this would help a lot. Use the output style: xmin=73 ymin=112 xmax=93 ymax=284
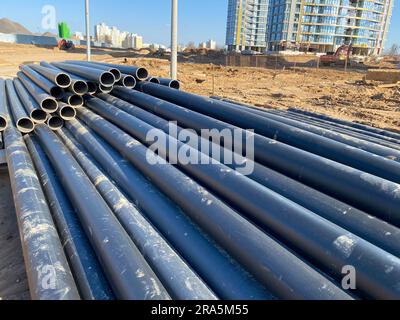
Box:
xmin=57 ymin=22 xmax=75 ymax=51
xmin=320 ymin=44 xmax=352 ymax=66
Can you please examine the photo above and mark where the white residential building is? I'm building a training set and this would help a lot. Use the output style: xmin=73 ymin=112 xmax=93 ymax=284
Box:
xmin=207 ymin=39 xmax=217 ymax=50
xmin=74 ymin=32 xmax=84 ymax=40
xmin=94 ymin=22 xmax=144 ymax=49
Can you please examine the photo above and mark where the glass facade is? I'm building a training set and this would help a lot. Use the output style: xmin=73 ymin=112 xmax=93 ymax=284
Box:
xmin=226 ymin=0 xmax=269 ymax=51
xmin=227 ymin=0 xmax=393 ymax=54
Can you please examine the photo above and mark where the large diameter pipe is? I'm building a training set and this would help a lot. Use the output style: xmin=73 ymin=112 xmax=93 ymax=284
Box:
xmin=147 ymin=77 xmax=160 ymax=84
xmin=65 ymin=119 xmax=273 ymax=300
xmin=58 ymin=129 xmax=217 ymax=300
xmin=136 ymin=83 xmax=400 ymax=184
xmin=5 ymin=79 xmax=34 ymax=133
xmin=85 ymin=95 xmax=400 ymax=299
xmin=101 ymin=92 xmax=400 ymax=258
xmin=86 ymin=81 xmax=97 ymax=95
xmin=13 ymin=78 xmax=47 ymax=124
xmin=228 ymin=102 xmax=400 ymax=162
xmin=34 ymin=124 xmax=170 ymax=300
xmin=269 ymin=109 xmax=400 ymax=151
xmin=40 ymin=61 xmax=89 ymax=96
xmin=62 ymin=92 xmax=84 ymax=107
xmin=0 ymin=79 xmax=9 ymax=131
xmin=157 ymin=77 xmax=180 ymax=89
xmin=20 ymin=65 xmax=65 ymax=99
xmin=47 ymin=115 xmax=64 ymax=131
xmin=29 ymin=64 xmax=71 ymax=88
xmin=3 ymin=123 xmax=79 ymax=299
xmin=285 ymin=110 xmax=400 ymax=147
xmin=17 ymin=72 xmax=58 ymax=113
xmin=57 ymin=103 xmax=76 ymax=121
xmin=117 ymin=74 xmax=136 ymax=89
xmin=98 ymin=84 xmax=113 ymax=94
xmin=132 ymin=84 xmax=400 ymax=226
xmin=24 ymin=134 xmax=114 ymax=300
xmin=52 ymin=62 xmax=115 ymax=87
xmin=76 ymin=107 xmax=351 ymax=300
xmin=289 ymin=108 xmax=400 ymax=141
xmin=84 ymin=61 xmax=149 ymax=80
xmin=65 ymin=61 xmax=122 ymax=82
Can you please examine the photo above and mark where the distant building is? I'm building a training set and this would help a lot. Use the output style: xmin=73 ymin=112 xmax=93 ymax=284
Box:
xmin=149 ymin=43 xmax=160 ymax=51
xmin=134 ymin=35 xmax=143 ymax=49
xmin=74 ymin=32 xmax=84 ymax=40
xmin=225 ymin=0 xmax=394 ymax=55
xmin=94 ymin=22 xmax=144 ymax=49
xmin=199 ymin=42 xmax=207 ymax=49
xmin=207 ymin=39 xmax=217 ymax=50
xmin=225 ymin=0 xmax=269 ymax=52
xmin=267 ymin=0 xmax=394 ymax=55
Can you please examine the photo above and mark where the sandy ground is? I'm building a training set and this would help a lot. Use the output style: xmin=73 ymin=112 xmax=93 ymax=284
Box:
xmin=0 ymin=168 xmax=29 ymax=300
xmin=127 ymin=58 xmax=400 ymax=133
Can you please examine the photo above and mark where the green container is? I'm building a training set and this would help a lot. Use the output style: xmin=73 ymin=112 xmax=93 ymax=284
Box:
xmin=58 ymin=22 xmax=71 ymax=39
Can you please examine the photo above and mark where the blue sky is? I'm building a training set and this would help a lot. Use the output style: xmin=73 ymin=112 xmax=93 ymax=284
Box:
xmin=0 ymin=0 xmax=398 ymax=48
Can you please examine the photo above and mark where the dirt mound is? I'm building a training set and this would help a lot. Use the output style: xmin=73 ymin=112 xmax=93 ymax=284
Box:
xmin=0 ymin=18 xmax=32 ymax=35
xmin=41 ymin=32 xmax=57 ymax=37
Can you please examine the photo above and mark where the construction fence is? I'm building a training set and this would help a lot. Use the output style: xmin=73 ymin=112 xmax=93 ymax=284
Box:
xmin=225 ymin=54 xmax=321 ymax=70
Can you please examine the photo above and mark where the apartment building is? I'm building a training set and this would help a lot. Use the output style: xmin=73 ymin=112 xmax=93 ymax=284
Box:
xmin=226 ymin=0 xmax=394 ymax=55
xmin=94 ymin=22 xmax=143 ymax=49
xmin=226 ymin=0 xmax=269 ymax=51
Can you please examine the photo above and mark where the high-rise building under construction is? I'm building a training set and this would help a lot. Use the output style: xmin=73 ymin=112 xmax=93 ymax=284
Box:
xmin=226 ymin=0 xmax=269 ymax=51
xmin=226 ymin=0 xmax=394 ymax=55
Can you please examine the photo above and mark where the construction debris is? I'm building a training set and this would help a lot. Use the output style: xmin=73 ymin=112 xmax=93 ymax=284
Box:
xmin=366 ymin=69 xmax=400 ymax=84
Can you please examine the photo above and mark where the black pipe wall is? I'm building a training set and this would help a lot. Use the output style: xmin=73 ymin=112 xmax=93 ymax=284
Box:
xmin=113 ymin=86 xmax=400 ymax=227
xmin=65 ymin=118 xmax=274 ymax=300
xmin=102 ymin=92 xmax=400 ymax=258
xmin=34 ymin=124 xmax=170 ymax=300
xmin=25 ymin=134 xmax=114 ymax=300
xmin=83 ymin=95 xmax=400 ymax=299
xmin=76 ymin=106 xmax=352 ymax=300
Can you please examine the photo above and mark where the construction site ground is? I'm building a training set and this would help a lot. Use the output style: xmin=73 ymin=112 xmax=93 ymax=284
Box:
xmin=0 ymin=42 xmax=399 ymax=299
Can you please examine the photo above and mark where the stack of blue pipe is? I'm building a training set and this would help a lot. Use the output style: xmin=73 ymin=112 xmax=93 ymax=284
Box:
xmin=1 ymin=60 xmax=399 ymax=300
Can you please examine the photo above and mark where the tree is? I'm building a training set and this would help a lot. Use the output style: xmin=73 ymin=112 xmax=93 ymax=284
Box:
xmin=186 ymin=41 xmax=196 ymax=49
xmin=387 ymin=44 xmax=399 ymax=56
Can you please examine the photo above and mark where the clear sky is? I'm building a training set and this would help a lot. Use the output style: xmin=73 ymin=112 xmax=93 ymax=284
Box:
xmin=0 ymin=0 xmax=398 ymax=49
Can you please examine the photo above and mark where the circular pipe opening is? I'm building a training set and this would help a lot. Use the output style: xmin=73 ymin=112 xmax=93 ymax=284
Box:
xmin=100 ymin=72 xmax=115 ymax=87
xmin=41 ymin=98 xmax=58 ymax=113
xmin=47 ymin=116 xmax=64 ymax=130
xmin=73 ymin=80 xmax=89 ymax=95
xmin=31 ymin=109 xmax=48 ymax=124
xmin=17 ymin=117 xmax=34 ymax=133
xmin=123 ymin=76 xmax=136 ymax=88
xmin=87 ymin=82 xmax=97 ymax=94
xmin=136 ymin=67 xmax=149 ymax=80
xmin=169 ymin=80 xmax=180 ymax=90
xmin=55 ymin=73 xmax=71 ymax=88
xmin=99 ymin=84 xmax=113 ymax=94
xmin=59 ymin=106 xmax=76 ymax=120
xmin=0 ymin=116 xmax=8 ymax=131
xmin=110 ymin=68 xmax=122 ymax=82
xmin=68 ymin=95 xmax=84 ymax=107
xmin=148 ymin=77 xmax=160 ymax=84
xmin=50 ymin=86 xmax=65 ymax=99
